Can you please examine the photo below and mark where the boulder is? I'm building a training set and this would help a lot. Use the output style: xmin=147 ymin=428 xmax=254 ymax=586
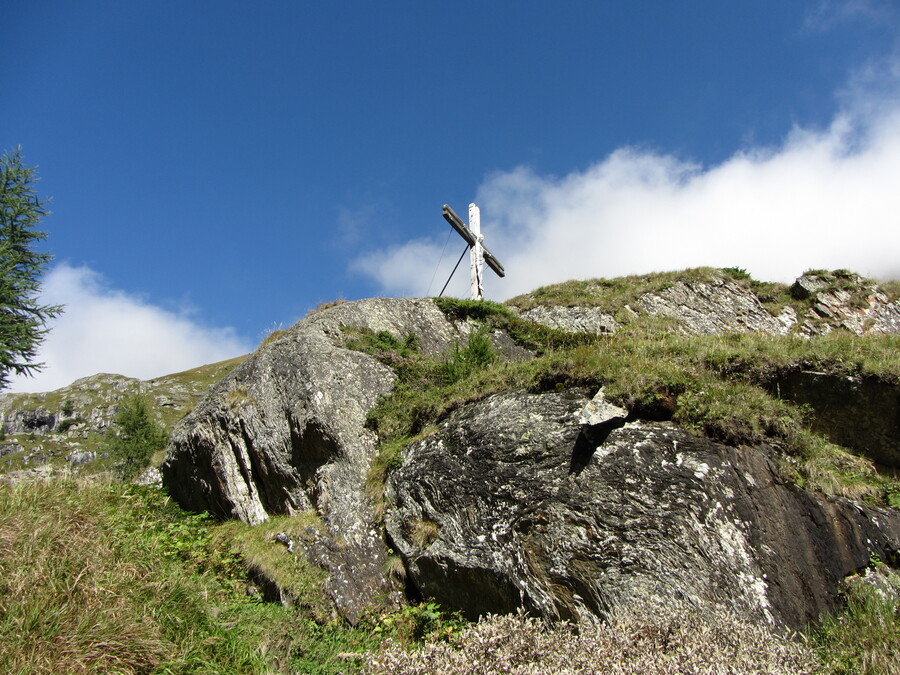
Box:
xmin=635 ymin=278 xmax=791 ymax=335
xmin=385 ymin=390 xmax=900 ymax=630
xmin=162 ymin=297 xmax=465 ymax=622
xmin=66 ymin=450 xmax=96 ymax=467
xmin=518 ymin=306 xmax=619 ymax=335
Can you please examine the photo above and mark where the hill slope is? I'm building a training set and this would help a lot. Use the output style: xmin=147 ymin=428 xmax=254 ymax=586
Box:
xmin=2 ymin=267 xmax=899 ymax=672
xmin=161 ymin=268 xmax=900 ymax=632
xmin=0 ymin=355 xmax=246 ymax=479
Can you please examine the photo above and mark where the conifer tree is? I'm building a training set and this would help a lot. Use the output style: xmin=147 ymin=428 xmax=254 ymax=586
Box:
xmin=106 ymin=395 xmax=168 ymax=480
xmin=0 ymin=147 xmax=62 ymax=389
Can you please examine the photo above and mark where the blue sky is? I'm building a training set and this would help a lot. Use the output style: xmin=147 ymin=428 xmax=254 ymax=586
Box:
xmin=2 ymin=1 xmax=900 ymax=391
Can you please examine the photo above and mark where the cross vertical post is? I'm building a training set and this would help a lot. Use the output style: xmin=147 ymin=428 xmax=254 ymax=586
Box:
xmin=469 ymin=203 xmax=484 ymax=300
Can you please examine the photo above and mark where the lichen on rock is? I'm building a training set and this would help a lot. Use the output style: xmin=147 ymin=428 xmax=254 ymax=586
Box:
xmin=158 ymin=271 xmax=900 ymax=628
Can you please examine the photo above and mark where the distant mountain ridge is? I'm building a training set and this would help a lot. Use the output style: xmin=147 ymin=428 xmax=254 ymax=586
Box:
xmin=0 ymin=356 xmax=245 ymax=479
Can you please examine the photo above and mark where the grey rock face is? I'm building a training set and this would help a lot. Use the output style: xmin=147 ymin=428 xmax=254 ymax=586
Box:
xmin=0 ymin=443 xmax=20 ymax=458
xmin=3 ymin=409 xmax=58 ymax=434
xmin=134 ymin=466 xmax=163 ymax=486
xmin=518 ymin=306 xmax=620 ymax=335
xmin=519 ymin=272 xmax=900 ymax=338
xmin=772 ymin=371 xmax=900 ymax=468
xmin=162 ymin=297 xmax=465 ymax=622
xmin=385 ymin=390 xmax=900 ymax=630
xmin=636 ymin=278 xmax=791 ymax=335
xmin=790 ymin=275 xmax=831 ymax=299
xmin=792 ymin=273 xmax=900 ymax=336
xmin=66 ymin=450 xmax=96 ymax=467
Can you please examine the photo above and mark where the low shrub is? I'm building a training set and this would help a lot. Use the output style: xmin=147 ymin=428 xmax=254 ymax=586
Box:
xmin=812 ymin=566 xmax=900 ymax=675
xmin=362 ymin=609 xmax=819 ymax=674
xmin=441 ymin=329 xmax=495 ymax=385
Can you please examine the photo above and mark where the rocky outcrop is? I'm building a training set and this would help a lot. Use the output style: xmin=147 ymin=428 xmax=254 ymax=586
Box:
xmin=637 ymin=277 xmax=794 ymax=335
xmin=158 ymin=273 xmax=900 ymax=630
xmin=2 ymin=408 xmax=58 ymax=434
xmin=385 ymin=390 xmax=900 ymax=630
xmin=518 ymin=306 xmax=619 ymax=335
xmin=0 ymin=373 xmax=143 ymax=437
xmin=791 ymin=272 xmax=900 ymax=336
xmin=162 ymin=298 xmax=465 ymax=622
xmin=518 ymin=271 xmax=900 ymax=337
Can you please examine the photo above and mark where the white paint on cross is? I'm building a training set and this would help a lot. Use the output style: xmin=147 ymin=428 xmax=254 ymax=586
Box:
xmin=442 ymin=203 xmax=505 ymax=300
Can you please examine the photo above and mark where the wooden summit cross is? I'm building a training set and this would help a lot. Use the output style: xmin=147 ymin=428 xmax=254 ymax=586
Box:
xmin=442 ymin=203 xmax=505 ymax=300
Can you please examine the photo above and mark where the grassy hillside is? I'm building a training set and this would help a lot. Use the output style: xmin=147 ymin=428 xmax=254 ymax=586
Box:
xmin=1 ymin=268 xmax=898 ymax=672
xmin=0 ymin=355 xmax=246 ymax=477
xmin=1 ymin=477 xmax=896 ymax=673
xmin=360 ymin=293 xmax=900 ymax=508
xmin=0 ymin=478 xmax=393 ymax=674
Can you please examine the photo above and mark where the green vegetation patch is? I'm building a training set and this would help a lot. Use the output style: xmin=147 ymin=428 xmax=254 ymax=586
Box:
xmin=342 ymin=326 xmax=421 ymax=362
xmin=696 ymin=331 xmax=900 ymax=384
xmin=506 ymin=267 xmax=728 ymax=315
xmin=104 ymin=394 xmax=168 ymax=480
xmin=880 ymin=279 xmax=900 ymax=301
xmin=433 ymin=296 xmax=600 ymax=353
xmin=812 ymin=565 xmax=900 ymax=675
xmin=153 ymin=355 xmax=247 ymax=389
xmin=0 ymin=479 xmax=287 ymax=673
xmin=211 ymin=513 xmax=332 ymax=618
xmin=350 ymin=301 xmax=900 ymax=506
xmin=0 ymin=478 xmax=466 ymax=674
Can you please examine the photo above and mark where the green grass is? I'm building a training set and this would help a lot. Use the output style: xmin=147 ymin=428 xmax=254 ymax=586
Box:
xmin=0 ymin=432 xmax=116 ymax=475
xmin=0 ymin=479 xmax=274 ymax=673
xmin=506 ymin=267 xmax=726 ymax=314
xmin=210 ymin=513 xmax=332 ymax=617
xmin=134 ymin=355 xmax=249 ymax=430
xmin=695 ymin=331 xmax=900 ymax=384
xmin=351 ymin=301 xmax=900 ymax=505
xmin=0 ymin=356 xmax=247 ymax=478
xmin=880 ymin=279 xmax=900 ymax=301
xmin=0 ymin=478 xmax=468 ymax=674
xmin=341 ymin=326 xmax=421 ymax=363
xmin=812 ymin=566 xmax=900 ymax=675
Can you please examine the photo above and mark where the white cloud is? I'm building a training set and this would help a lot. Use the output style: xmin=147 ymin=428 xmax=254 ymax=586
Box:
xmin=354 ymin=68 xmax=900 ymax=301
xmin=5 ymin=263 xmax=253 ymax=393
xmin=802 ymin=0 xmax=889 ymax=33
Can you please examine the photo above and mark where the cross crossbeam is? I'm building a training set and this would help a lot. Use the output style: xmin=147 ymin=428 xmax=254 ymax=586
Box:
xmin=442 ymin=203 xmax=505 ymax=300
